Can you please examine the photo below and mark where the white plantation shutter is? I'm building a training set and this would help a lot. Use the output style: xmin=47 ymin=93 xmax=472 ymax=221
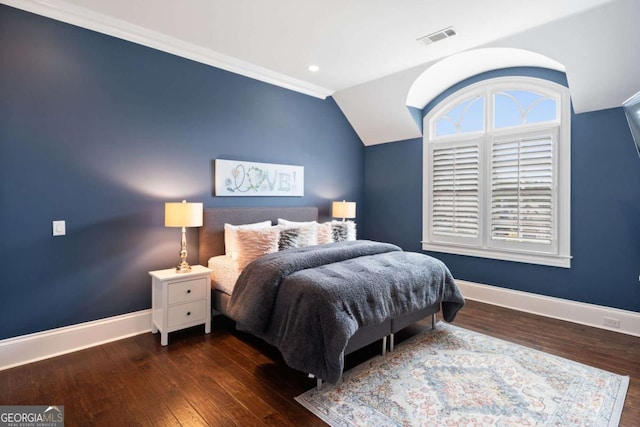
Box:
xmin=490 ymin=133 xmax=555 ymax=250
xmin=423 ymin=77 xmax=570 ymax=268
xmin=430 ymin=143 xmax=480 ymax=243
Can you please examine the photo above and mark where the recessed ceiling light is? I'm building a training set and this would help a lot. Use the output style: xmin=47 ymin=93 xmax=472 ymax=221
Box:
xmin=308 ymin=65 xmax=320 ymax=72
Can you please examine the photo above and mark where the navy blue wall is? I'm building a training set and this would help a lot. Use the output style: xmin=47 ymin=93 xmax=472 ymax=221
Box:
xmin=364 ymin=68 xmax=640 ymax=313
xmin=364 ymin=138 xmax=423 ymax=249
xmin=0 ymin=6 xmax=364 ymax=340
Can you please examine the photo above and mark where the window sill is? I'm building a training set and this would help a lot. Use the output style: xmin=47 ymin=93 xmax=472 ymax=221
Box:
xmin=421 ymin=242 xmax=571 ymax=268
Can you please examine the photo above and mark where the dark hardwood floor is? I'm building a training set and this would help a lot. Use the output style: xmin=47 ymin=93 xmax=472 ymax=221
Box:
xmin=1 ymin=300 xmax=638 ymax=426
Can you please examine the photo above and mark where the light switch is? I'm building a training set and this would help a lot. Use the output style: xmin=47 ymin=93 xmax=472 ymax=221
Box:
xmin=52 ymin=220 xmax=66 ymax=236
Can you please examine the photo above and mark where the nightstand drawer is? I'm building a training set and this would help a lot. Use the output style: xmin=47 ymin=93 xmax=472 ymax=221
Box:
xmin=167 ymin=278 xmax=207 ymax=304
xmin=167 ymin=300 xmax=207 ymax=328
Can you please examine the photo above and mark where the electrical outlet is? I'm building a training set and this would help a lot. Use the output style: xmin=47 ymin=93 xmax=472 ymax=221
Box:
xmin=603 ymin=317 xmax=620 ymax=328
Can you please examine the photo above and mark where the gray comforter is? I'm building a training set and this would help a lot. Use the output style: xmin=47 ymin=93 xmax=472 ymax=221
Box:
xmin=227 ymin=240 xmax=464 ymax=383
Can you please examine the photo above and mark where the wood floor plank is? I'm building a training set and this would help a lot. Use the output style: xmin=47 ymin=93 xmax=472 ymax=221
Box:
xmin=157 ymin=346 xmax=266 ymax=427
xmin=0 ymin=299 xmax=638 ymax=426
xmin=198 ymin=337 xmax=321 ymax=426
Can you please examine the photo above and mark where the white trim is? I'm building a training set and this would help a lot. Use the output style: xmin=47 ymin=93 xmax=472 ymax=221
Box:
xmin=1 ymin=0 xmax=333 ymax=100
xmin=0 ymin=310 xmax=151 ymax=371
xmin=457 ymin=280 xmax=640 ymax=337
xmin=2 ymin=284 xmax=638 ymax=371
xmin=423 ymin=242 xmax=571 ymax=268
xmin=423 ymin=76 xmax=571 ymax=268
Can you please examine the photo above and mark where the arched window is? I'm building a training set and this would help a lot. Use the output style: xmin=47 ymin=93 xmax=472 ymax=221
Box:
xmin=422 ymin=76 xmax=571 ymax=267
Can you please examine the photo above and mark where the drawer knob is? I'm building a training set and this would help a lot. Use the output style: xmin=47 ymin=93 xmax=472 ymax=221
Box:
xmin=187 ymin=289 xmax=191 ymax=294
xmin=187 ymin=311 xmax=191 ymax=316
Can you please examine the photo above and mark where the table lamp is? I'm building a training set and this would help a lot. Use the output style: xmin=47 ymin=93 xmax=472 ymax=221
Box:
xmin=332 ymin=200 xmax=356 ymax=222
xmin=165 ymin=200 xmax=203 ymax=273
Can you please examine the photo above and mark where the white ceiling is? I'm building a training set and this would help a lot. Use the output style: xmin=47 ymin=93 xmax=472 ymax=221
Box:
xmin=5 ymin=0 xmax=640 ymax=145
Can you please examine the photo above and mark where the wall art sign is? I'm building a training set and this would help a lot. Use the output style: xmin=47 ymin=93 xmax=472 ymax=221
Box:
xmin=214 ymin=159 xmax=304 ymax=196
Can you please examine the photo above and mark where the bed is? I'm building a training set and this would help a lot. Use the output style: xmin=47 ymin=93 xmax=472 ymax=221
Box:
xmin=198 ymin=206 xmax=464 ymax=387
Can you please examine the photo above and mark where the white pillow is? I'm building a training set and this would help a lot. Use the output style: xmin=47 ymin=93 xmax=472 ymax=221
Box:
xmin=277 ymin=218 xmax=317 ymax=227
xmin=235 ymin=226 xmax=280 ymax=269
xmin=224 ymin=220 xmax=271 ymax=260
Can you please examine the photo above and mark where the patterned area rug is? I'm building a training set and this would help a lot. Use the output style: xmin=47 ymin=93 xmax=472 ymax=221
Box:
xmin=296 ymin=323 xmax=628 ymax=426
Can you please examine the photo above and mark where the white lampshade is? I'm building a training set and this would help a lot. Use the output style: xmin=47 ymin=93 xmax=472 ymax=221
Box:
xmin=165 ymin=201 xmax=203 ymax=228
xmin=332 ymin=200 xmax=356 ymax=220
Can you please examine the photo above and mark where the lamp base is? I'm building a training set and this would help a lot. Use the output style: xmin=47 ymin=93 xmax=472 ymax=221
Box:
xmin=174 ymin=226 xmax=192 ymax=273
xmin=175 ymin=261 xmax=192 ymax=273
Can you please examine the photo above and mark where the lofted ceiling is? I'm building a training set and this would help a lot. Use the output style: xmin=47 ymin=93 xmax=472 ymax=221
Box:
xmin=4 ymin=0 xmax=639 ymax=145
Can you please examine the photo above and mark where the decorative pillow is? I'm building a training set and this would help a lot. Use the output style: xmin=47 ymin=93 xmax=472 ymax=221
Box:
xmin=235 ymin=226 xmax=280 ymax=269
xmin=277 ymin=219 xmax=319 ymax=247
xmin=331 ymin=220 xmax=357 ymax=242
xmin=331 ymin=222 xmax=348 ymax=242
xmin=345 ymin=220 xmax=357 ymax=241
xmin=296 ymin=223 xmax=318 ymax=247
xmin=278 ymin=227 xmax=300 ymax=250
xmin=224 ymin=220 xmax=271 ymax=260
xmin=316 ymin=222 xmax=333 ymax=244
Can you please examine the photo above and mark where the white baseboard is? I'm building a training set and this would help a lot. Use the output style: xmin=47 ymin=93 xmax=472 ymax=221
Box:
xmin=457 ymin=280 xmax=640 ymax=337
xmin=2 ymin=282 xmax=639 ymax=371
xmin=0 ymin=310 xmax=151 ymax=371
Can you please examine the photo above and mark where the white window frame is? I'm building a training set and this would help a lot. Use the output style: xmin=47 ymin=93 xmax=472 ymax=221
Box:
xmin=422 ymin=76 xmax=571 ymax=268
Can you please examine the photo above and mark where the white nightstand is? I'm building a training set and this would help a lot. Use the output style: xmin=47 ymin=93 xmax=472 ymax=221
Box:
xmin=149 ymin=265 xmax=212 ymax=346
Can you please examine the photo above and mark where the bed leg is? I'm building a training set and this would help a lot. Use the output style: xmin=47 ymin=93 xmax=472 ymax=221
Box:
xmin=382 ymin=336 xmax=387 ymax=356
xmin=432 ymin=313 xmax=437 ymax=329
xmin=390 ymin=333 xmax=395 ymax=352
xmin=309 ymin=373 xmax=323 ymax=390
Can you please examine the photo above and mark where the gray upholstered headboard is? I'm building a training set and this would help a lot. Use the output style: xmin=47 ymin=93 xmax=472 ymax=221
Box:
xmin=198 ymin=206 xmax=319 ymax=266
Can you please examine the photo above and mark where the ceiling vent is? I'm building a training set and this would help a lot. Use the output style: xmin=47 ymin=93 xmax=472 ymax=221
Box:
xmin=417 ymin=27 xmax=457 ymax=46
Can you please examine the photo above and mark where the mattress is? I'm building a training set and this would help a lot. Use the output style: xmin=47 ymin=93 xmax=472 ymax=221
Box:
xmin=207 ymin=255 xmax=242 ymax=295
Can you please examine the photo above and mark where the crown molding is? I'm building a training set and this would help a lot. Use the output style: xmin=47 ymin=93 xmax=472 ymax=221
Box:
xmin=2 ymin=0 xmax=334 ymax=99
